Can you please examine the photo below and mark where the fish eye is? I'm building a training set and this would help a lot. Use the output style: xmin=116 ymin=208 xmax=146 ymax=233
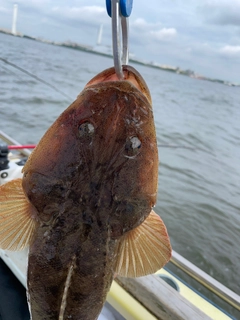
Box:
xmin=78 ymin=122 xmax=94 ymax=138
xmin=125 ymin=136 xmax=141 ymax=157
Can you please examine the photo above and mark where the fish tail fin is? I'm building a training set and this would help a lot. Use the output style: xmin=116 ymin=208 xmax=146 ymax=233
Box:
xmin=115 ymin=210 xmax=172 ymax=277
xmin=0 ymin=178 xmax=38 ymax=250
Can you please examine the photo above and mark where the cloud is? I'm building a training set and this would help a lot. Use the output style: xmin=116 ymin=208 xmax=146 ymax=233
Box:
xmin=131 ymin=18 xmax=161 ymax=30
xmin=220 ymin=45 xmax=240 ymax=56
xmin=130 ymin=18 xmax=176 ymax=45
xmin=199 ymin=0 xmax=240 ymax=26
xmin=5 ymin=2 xmax=108 ymax=28
xmin=130 ymin=18 xmax=177 ymax=46
xmin=0 ymin=6 xmax=9 ymax=13
xmin=51 ymin=6 xmax=107 ymax=26
xmin=52 ymin=5 xmax=105 ymax=19
xmin=150 ymin=28 xmax=177 ymax=41
xmin=10 ymin=0 xmax=51 ymax=10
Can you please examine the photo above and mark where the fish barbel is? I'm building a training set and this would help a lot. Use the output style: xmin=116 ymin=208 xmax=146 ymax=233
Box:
xmin=0 ymin=65 xmax=171 ymax=320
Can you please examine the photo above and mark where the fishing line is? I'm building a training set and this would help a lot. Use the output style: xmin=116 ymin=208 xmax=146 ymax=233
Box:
xmin=157 ymin=144 xmax=207 ymax=152
xmin=158 ymin=144 xmax=200 ymax=151
xmin=0 ymin=64 xmax=22 ymax=79
xmin=0 ymin=57 xmax=72 ymax=100
xmin=8 ymin=144 xmax=201 ymax=151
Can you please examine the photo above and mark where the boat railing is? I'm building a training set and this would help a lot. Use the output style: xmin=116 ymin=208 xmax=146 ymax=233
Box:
xmin=171 ymin=250 xmax=240 ymax=311
xmin=0 ymin=130 xmax=31 ymax=157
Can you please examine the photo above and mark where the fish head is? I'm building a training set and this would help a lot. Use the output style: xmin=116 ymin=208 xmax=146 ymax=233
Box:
xmin=22 ymin=65 xmax=158 ymax=238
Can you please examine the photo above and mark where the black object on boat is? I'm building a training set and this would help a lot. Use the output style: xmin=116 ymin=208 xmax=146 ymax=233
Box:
xmin=0 ymin=259 xmax=30 ymax=320
xmin=0 ymin=144 xmax=9 ymax=171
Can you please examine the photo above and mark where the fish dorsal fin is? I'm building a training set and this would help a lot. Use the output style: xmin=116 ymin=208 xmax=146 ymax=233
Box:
xmin=0 ymin=179 xmax=38 ymax=250
xmin=115 ymin=210 xmax=172 ymax=277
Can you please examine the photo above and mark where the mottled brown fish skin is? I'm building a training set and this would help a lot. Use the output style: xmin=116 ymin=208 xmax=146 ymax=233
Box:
xmin=27 ymin=207 xmax=117 ymax=319
xmin=22 ymin=66 xmax=158 ymax=319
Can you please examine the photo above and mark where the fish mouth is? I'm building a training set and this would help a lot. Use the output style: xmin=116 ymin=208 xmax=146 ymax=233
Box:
xmin=85 ymin=65 xmax=152 ymax=104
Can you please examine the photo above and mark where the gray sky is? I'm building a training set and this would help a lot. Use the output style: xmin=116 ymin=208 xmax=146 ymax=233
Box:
xmin=0 ymin=0 xmax=240 ymax=82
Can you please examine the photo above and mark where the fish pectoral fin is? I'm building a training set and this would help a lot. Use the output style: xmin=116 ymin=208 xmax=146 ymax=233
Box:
xmin=115 ymin=210 xmax=172 ymax=278
xmin=0 ymin=178 xmax=37 ymax=250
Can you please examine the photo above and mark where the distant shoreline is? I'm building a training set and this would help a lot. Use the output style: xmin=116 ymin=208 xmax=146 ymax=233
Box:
xmin=0 ymin=29 xmax=239 ymax=87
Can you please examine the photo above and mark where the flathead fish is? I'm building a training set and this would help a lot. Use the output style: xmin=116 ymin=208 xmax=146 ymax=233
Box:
xmin=0 ymin=66 xmax=171 ymax=320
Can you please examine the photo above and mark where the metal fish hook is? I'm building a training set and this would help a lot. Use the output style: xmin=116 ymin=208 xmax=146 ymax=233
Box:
xmin=106 ymin=0 xmax=133 ymax=79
